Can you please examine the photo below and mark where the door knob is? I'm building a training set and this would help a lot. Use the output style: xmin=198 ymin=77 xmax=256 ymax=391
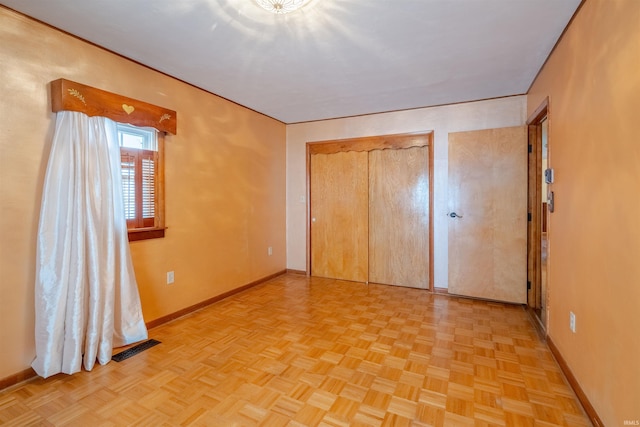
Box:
xmin=448 ymin=212 xmax=463 ymax=218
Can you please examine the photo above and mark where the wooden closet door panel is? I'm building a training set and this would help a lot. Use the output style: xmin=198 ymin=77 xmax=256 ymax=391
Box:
xmin=310 ymin=151 xmax=368 ymax=282
xmin=369 ymin=146 xmax=430 ymax=288
xmin=448 ymin=126 xmax=527 ymax=303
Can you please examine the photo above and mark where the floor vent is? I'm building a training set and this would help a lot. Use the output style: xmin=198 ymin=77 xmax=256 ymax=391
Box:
xmin=112 ymin=339 xmax=161 ymax=362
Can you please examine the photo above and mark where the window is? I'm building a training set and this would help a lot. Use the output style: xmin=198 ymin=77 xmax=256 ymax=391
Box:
xmin=50 ymin=78 xmax=176 ymax=241
xmin=117 ymin=123 xmax=165 ymax=241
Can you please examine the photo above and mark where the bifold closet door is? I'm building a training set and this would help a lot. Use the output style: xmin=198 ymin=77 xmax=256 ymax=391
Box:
xmin=310 ymin=151 xmax=368 ymax=282
xmin=368 ymin=146 xmax=430 ymax=288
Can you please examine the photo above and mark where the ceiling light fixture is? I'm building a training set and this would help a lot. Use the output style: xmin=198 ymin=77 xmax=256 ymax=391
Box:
xmin=254 ymin=0 xmax=312 ymax=14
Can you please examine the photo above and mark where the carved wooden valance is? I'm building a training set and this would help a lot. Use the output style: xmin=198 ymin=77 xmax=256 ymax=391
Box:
xmin=50 ymin=79 xmax=177 ymax=134
xmin=308 ymin=132 xmax=431 ymax=155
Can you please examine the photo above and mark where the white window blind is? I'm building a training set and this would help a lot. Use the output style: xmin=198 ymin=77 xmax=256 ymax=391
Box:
xmin=121 ymin=152 xmax=136 ymax=221
xmin=117 ymin=124 xmax=157 ymax=229
xmin=141 ymin=155 xmax=155 ymax=220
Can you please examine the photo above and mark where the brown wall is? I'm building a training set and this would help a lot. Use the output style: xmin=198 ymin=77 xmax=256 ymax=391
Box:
xmin=527 ymin=0 xmax=640 ymax=424
xmin=0 ymin=7 xmax=286 ymax=379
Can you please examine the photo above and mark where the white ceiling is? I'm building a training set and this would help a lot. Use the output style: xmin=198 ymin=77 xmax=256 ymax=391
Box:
xmin=3 ymin=0 xmax=581 ymax=124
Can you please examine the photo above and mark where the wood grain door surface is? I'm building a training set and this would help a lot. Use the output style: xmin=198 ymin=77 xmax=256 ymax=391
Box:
xmin=310 ymin=151 xmax=368 ymax=282
xmin=448 ymin=126 xmax=527 ymax=303
xmin=369 ymin=146 xmax=429 ymax=288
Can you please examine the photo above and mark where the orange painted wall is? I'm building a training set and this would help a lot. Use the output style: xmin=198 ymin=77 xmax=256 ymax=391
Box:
xmin=0 ymin=7 xmax=286 ymax=379
xmin=527 ymin=0 xmax=640 ymax=424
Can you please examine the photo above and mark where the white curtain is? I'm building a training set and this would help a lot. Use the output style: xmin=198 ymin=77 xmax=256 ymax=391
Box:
xmin=32 ymin=111 xmax=148 ymax=378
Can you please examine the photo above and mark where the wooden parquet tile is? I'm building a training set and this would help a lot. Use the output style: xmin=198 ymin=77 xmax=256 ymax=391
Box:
xmin=0 ymin=274 xmax=592 ymax=426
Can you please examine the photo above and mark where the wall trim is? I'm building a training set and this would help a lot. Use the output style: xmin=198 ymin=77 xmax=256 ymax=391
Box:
xmin=0 ymin=6 xmax=285 ymax=125
xmin=0 ymin=270 xmax=287 ymax=391
xmin=524 ymin=306 xmax=547 ymax=341
xmin=286 ymin=269 xmax=307 ymax=275
xmin=145 ymin=270 xmax=286 ymax=330
xmin=0 ymin=367 xmax=36 ymax=391
xmin=547 ymin=336 xmax=604 ymax=427
xmin=525 ymin=0 xmax=586 ymax=95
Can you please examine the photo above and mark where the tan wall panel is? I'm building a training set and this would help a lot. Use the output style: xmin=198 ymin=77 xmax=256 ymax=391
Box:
xmin=0 ymin=7 xmax=286 ymax=379
xmin=369 ymin=147 xmax=429 ymax=288
xmin=527 ymin=0 xmax=640 ymax=424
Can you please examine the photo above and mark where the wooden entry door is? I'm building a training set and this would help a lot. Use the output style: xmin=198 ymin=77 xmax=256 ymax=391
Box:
xmin=310 ymin=151 xmax=368 ymax=282
xmin=369 ymin=146 xmax=430 ymax=288
xmin=448 ymin=126 xmax=527 ymax=303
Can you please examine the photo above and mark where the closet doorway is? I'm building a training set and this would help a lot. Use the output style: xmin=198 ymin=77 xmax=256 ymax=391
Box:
xmin=307 ymin=133 xmax=433 ymax=290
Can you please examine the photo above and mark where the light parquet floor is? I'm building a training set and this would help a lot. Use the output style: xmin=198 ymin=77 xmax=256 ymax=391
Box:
xmin=0 ymin=274 xmax=591 ymax=426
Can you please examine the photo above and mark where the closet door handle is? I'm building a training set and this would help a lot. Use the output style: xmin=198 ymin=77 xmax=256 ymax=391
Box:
xmin=448 ymin=212 xmax=463 ymax=219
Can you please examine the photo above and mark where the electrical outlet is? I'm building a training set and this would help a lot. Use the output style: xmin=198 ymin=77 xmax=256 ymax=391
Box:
xmin=569 ymin=311 xmax=576 ymax=333
xmin=167 ymin=271 xmax=174 ymax=285
xmin=268 ymin=247 xmax=273 ymax=256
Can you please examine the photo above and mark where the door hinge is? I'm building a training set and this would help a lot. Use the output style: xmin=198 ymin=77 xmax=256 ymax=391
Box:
xmin=528 ymin=212 xmax=532 ymax=222
xmin=528 ymin=144 xmax=532 ymax=153
xmin=527 ymin=281 xmax=531 ymax=290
